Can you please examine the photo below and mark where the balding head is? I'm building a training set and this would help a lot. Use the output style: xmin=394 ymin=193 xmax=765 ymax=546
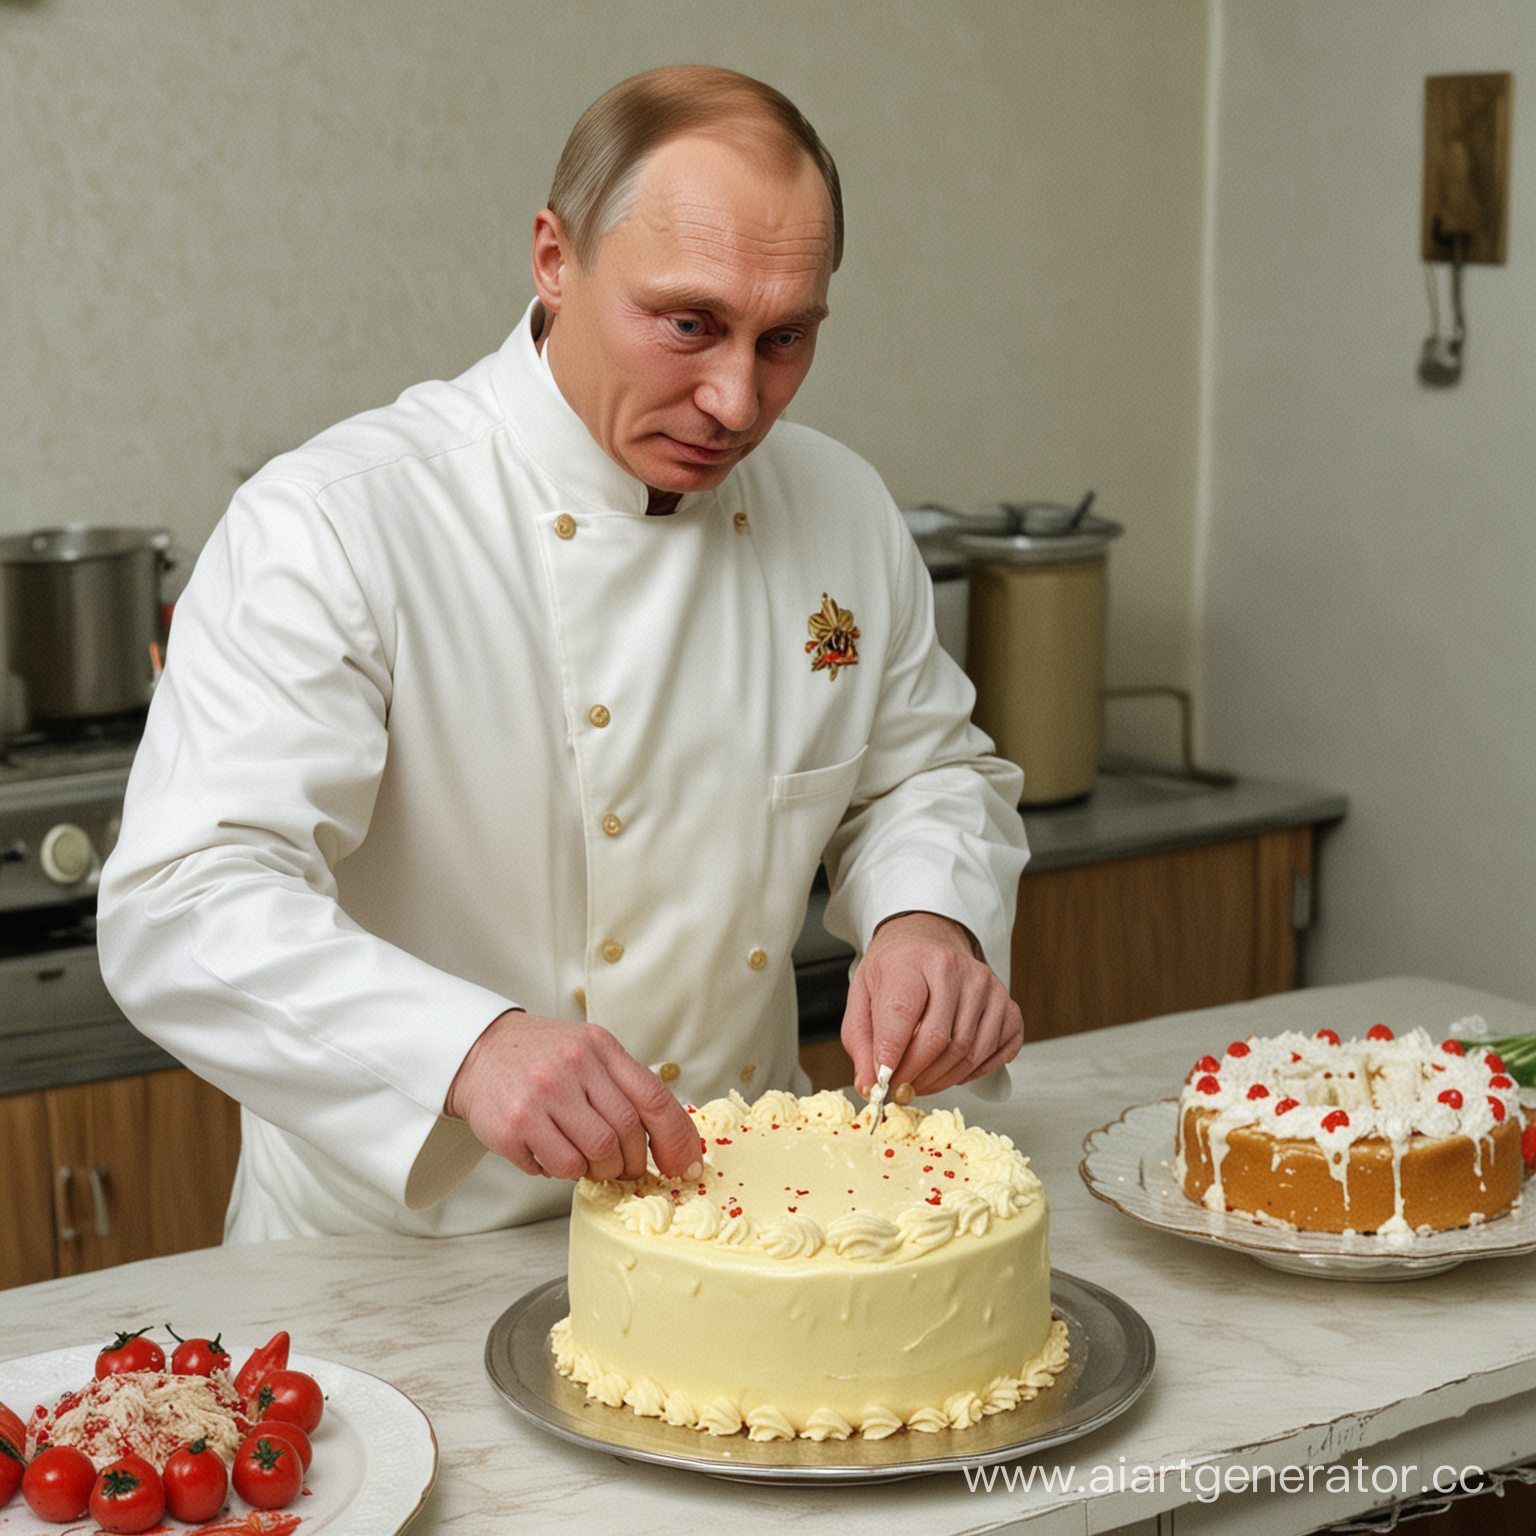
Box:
xmin=546 ymin=65 xmax=843 ymax=272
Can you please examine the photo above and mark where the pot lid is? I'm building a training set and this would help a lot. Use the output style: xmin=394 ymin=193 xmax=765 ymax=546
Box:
xmin=899 ymin=507 xmax=970 ymax=578
xmin=948 ymin=502 xmax=1123 ymax=566
xmin=0 ymin=525 xmax=171 ymax=564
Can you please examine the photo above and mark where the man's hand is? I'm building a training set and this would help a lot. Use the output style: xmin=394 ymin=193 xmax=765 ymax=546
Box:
xmin=840 ymin=912 xmax=1023 ymax=1100
xmin=445 ymin=1012 xmax=702 ymax=1183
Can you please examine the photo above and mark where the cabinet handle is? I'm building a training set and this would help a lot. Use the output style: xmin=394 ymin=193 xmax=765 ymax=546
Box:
xmin=55 ymin=1165 xmax=78 ymax=1243
xmin=88 ymin=1164 xmax=111 ymax=1238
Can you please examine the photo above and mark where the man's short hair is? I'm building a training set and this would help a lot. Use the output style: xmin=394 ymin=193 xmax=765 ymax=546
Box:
xmin=547 ymin=65 xmax=844 ymax=272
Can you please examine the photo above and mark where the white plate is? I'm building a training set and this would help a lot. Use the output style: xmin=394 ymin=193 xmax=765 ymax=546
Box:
xmin=484 ymin=1271 xmax=1154 ymax=1484
xmin=0 ymin=1344 xmax=436 ymax=1532
xmin=1080 ymin=1099 xmax=1536 ymax=1280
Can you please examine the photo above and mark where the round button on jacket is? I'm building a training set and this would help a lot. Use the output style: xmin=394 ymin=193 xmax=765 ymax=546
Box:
xmin=601 ymin=813 xmax=622 ymax=836
xmin=747 ymin=948 xmax=768 ymax=970
xmin=601 ymin=940 xmax=624 ymax=964
xmin=554 ymin=513 xmax=576 ymax=539
xmin=588 ymin=705 xmax=611 ymax=728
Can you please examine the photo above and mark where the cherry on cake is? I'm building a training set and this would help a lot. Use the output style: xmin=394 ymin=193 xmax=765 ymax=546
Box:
xmin=1175 ymin=1023 xmax=1524 ymax=1235
xmin=551 ymin=1088 xmax=1069 ymax=1440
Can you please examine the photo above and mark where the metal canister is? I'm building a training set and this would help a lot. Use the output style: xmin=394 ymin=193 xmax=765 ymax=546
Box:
xmin=955 ymin=505 xmax=1123 ymax=807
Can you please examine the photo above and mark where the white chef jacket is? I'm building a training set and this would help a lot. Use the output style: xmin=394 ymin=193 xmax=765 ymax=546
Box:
xmin=97 ymin=301 xmax=1028 ymax=1241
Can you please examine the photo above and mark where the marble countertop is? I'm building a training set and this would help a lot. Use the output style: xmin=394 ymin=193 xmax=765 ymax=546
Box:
xmin=4 ymin=977 xmax=1532 ymax=1535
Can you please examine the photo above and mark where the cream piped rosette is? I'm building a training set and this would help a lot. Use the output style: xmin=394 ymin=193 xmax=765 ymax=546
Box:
xmin=553 ymin=1089 xmax=1066 ymax=1441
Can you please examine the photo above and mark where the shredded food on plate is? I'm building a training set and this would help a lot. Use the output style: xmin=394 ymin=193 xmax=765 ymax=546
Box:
xmin=27 ymin=1368 xmax=253 ymax=1468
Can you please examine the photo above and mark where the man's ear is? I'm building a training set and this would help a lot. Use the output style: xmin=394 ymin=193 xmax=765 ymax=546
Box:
xmin=531 ymin=209 xmax=569 ymax=312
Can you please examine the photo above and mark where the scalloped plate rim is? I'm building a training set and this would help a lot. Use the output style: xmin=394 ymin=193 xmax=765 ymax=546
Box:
xmin=1080 ymin=1098 xmax=1536 ymax=1279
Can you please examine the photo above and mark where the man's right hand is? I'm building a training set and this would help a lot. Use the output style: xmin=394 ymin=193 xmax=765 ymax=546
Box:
xmin=445 ymin=1011 xmax=702 ymax=1184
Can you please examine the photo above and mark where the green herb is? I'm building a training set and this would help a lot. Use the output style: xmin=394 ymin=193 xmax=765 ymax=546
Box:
xmin=1481 ymin=1033 xmax=1536 ymax=1088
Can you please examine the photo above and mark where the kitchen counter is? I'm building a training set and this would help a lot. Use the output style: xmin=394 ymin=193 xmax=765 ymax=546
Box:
xmin=1021 ymin=762 xmax=1346 ymax=873
xmin=4 ymin=976 xmax=1532 ymax=1535
xmin=0 ymin=1015 xmax=180 ymax=1097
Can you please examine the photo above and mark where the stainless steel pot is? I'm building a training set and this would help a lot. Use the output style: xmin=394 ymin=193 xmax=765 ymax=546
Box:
xmin=1 ymin=525 xmax=171 ymax=723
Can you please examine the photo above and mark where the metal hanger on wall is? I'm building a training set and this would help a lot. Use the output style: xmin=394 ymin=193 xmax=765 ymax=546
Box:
xmin=1418 ymin=220 xmax=1468 ymax=387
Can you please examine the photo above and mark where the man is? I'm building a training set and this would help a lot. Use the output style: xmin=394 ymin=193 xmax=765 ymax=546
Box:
xmin=98 ymin=66 xmax=1029 ymax=1242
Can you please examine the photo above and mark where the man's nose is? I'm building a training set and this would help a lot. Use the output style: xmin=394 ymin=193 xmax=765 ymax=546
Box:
xmin=696 ymin=347 xmax=759 ymax=433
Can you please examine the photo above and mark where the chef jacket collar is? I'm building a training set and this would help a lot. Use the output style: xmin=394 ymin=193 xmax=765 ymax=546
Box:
xmin=491 ymin=299 xmax=679 ymax=519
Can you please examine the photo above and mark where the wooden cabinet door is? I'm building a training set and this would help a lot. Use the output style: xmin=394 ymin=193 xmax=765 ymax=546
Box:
xmin=1011 ymin=826 xmax=1314 ymax=1041
xmin=144 ymin=1069 xmax=243 ymax=1255
xmin=0 ymin=1090 xmax=58 ymax=1290
xmin=0 ymin=1068 xmax=243 ymax=1286
xmin=47 ymin=1077 xmax=157 ymax=1277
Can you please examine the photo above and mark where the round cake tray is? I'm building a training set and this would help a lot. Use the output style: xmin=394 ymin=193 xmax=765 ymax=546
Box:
xmin=1082 ymin=1099 xmax=1536 ymax=1280
xmin=484 ymin=1270 xmax=1153 ymax=1484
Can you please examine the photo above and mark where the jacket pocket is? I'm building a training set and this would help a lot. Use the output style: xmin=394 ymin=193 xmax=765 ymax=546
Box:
xmin=770 ymin=747 xmax=866 ymax=806
xmin=747 ymin=750 xmax=867 ymax=990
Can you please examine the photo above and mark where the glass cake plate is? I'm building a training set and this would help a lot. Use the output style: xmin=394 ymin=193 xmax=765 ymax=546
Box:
xmin=1081 ymin=1099 xmax=1536 ymax=1280
xmin=484 ymin=1270 xmax=1153 ymax=1484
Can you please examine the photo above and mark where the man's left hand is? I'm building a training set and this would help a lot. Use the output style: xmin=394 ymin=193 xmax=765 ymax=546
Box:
xmin=839 ymin=911 xmax=1023 ymax=1100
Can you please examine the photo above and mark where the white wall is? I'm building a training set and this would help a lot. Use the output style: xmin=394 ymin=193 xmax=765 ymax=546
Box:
xmin=0 ymin=0 xmax=1208 ymax=703
xmin=1201 ymin=1 xmax=1536 ymax=1004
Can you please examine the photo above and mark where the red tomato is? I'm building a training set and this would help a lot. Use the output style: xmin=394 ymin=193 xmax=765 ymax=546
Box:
xmin=255 ymin=1417 xmax=313 ymax=1472
xmin=162 ymin=1437 xmax=230 ymax=1523
xmin=170 ymin=1331 xmax=232 ymax=1377
xmin=231 ymin=1431 xmax=303 ymax=1510
xmin=95 ymin=1327 xmax=167 ymax=1379
xmin=0 ymin=1398 xmax=24 ymax=1507
xmin=0 ymin=1443 xmax=21 ymax=1509
xmin=256 ymin=1369 xmax=324 ymax=1434
xmin=22 ymin=1444 xmax=97 ymax=1522
xmin=89 ymin=1454 xmax=166 ymax=1534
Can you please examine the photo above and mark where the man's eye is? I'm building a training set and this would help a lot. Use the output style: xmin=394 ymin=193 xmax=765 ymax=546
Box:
xmin=671 ymin=317 xmax=703 ymax=337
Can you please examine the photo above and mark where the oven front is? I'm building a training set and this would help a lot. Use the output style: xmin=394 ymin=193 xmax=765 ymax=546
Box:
xmin=0 ymin=743 xmax=143 ymax=1089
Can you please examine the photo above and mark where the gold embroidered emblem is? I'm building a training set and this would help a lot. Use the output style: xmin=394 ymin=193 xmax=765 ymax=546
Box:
xmin=806 ymin=592 xmax=860 ymax=678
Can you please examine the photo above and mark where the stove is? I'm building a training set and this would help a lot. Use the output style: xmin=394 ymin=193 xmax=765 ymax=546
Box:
xmin=0 ymin=716 xmax=140 ymax=1043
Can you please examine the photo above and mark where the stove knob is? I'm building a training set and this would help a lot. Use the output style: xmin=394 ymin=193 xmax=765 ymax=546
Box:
xmin=41 ymin=823 xmax=95 ymax=886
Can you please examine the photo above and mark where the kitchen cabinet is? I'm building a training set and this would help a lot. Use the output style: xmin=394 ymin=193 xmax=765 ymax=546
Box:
xmin=1011 ymin=822 xmax=1315 ymax=1039
xmin=1009 ymin=769 xmax=1344 ymax=1040
xmin=0 ymin=1068 xmax=241 ymax=1291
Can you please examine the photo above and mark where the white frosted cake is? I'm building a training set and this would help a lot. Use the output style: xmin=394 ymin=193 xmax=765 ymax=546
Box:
xmin=551 ymin=1088 xmax=1068 ymax=1440
xmin=1175 ymin=1023 xmax=1524 ymax=1235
